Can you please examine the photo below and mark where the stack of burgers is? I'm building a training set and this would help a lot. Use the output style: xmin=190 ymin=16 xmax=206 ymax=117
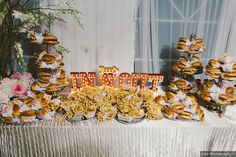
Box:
xmin=200 ymin=53 xmax=236 ymax=108
xmin=1 ymin=92 xmax=60 ymax=124
xmin=172 ymin=56 xmax=203 ymax=75
xmin=29 ymin=32 xmax=59 ymax=45
xmin=205 ymin=53 xmax=236 ymax=81
xmin=155 ymin=91 xmax=204 ymax=121
xmin=169 ymin=76 xmax=199 ymax=94
xmin=31 ymin=32 xmax=69 ymax=94
xmin=171 ymin=34 xmax=205 ymax=94
xmin=198 ymin=79 xmax=236 ymax=106
xmin=176 ymin=37 xmax=206 ymax=53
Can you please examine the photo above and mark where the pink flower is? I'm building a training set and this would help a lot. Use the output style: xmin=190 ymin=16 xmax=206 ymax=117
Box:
xmin=11 ymin=72 xmax=22 ymax=80
xmin=12 ymin=82 xmax=28 ymax=97
xmin=1 ymin=78 xmax=17 ymax=86
xmin=22 ymin=72 xmax=34 ymax=84
xmin=11 ymin=72 xmax=34 ymax=84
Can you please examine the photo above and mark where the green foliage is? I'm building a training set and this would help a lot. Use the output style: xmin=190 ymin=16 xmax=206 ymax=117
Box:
xmin=57 ymin=45 xmax=71 ymax=54
xmin=0 ymin=0 xmax=82 ymax=77
xmin=15 ymin=43 xmax=28 ymax=72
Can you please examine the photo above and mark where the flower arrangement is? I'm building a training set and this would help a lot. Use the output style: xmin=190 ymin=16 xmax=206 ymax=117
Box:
xmin=0 ymin=72 xmax=34 ymax=104
xmin=0 ymin=72 xmax=62 ymax=124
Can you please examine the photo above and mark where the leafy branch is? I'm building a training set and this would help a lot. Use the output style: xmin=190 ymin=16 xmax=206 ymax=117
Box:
xmin=0 ymin=0 xmax=82 ymax=77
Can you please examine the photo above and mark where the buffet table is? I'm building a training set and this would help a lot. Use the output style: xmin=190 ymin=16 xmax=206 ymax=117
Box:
xmin=1 ymin=108 xmax=236 ymax=157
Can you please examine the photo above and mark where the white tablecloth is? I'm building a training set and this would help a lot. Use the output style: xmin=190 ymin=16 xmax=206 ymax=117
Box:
xmin=1 ymin=108 xmax=236 ymax=157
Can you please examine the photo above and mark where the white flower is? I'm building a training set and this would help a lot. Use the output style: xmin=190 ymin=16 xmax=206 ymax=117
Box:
xmin=15 ymin=43 xmax=23 ymax=56
xmin=12 ymin=10 xmax=28 ymax=21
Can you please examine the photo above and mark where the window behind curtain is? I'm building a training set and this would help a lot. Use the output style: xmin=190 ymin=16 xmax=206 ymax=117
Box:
xmin=134 ymin=0 xmax=222 ymax=85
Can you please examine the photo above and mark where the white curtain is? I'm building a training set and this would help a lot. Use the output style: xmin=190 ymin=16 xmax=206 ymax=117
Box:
xmin=134 ymin=0 xmax=159 ymax=73
xmin=134 ymin=0 xmax=236 ymax=83
xmin=214 ymin=0 xmax=236 ymax=56
xmin=50 ymin=0 xmax=134 ymax=74
xmin=227 ymin=16 xmax=236 ymax=55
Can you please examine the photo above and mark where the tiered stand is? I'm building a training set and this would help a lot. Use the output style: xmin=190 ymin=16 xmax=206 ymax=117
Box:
xmin=32 ymin=31 xmax=68 ymax=97
xmin=170 ymin=34 xmax=204 ymax=94
xmin=199 ymin=60 xmax=236 ymax=117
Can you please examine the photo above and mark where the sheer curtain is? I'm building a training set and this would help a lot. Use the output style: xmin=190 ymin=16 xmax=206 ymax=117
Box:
xmin=50 ymin=0 xmax=134 ymax=73
xmin=134 ymin=0 xmax=236 ymax=84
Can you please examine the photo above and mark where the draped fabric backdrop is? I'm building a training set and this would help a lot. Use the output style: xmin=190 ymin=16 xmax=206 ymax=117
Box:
xmin=134 ymin=0 xmax=236 ymax=84
xmin=43 ymin=0 xmax=236 ymax=80
xmin=49 ymin=0 xmax=134 ymax=73
xmin=227 ymin=16 xmax=236 ymax=55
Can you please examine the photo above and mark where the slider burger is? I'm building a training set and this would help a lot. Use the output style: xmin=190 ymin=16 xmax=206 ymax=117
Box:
xmin=205 ymin=68 xmax=222 ymax=78
xmin=43 ymin=33 xmax=59 ymax=45
xmin=13 ymin=104 xmax=20 ymax=117
xmin=35 ymin=51 xmax=47 ymax=59
xmin=195 ymin=105 xmax=204 ymax=121
xmin=218 ymin=94 xmax=229 ymax=106
xmin=189 ymin=95 xmax=197 ymax=106
xmin=207 ymin=59 xmax=220 ymax=68
xmin=175 ymin=80 xmax=187 ymax=88
xmin=176 ymin=45 xmax=187 ymax=52
xmin=178 ymin=41 xmax=187 ymax=46
xmin=179 ymin=85 xmax=192 ymax=91
xmin=177 ymin=57 xmax=188 ymax=68
xmin=179 ymin=37 xmax=188 ymax=43
xmin=39 ymin=97 xmax=50 ymax=108
xmin=162 ymin=108 xmax=178 ymax=120
xmin=191 ymin=61 xmax=202 ymax=68
xmin=56 ymin=77 xmax=67 ymax=84
xmin=233 ymin=63 xmax=236 ymax=71
xmin=169 ymin=80 xmax=178 ymax=90
xmin=198 ymin=85 xmax=212 ymax=95
xmin=56 ymin=60 xmax=64 ymax=67
xmin=227 ymin=94 xmax=236 ymax=103
xmin=36 ymin=107 xmax=51 ymax=119
xmin=195 ymin=38 xmax=203 ymax=44
xmin=222 ymin=72 xmax=236 ymax=81
xmin=226 ymin=87 xmax=234 ymax=94
xmin=42 ymin=54 xmax=56 ymax=64
xmin=38 ymin=70 xmax=52 ymax=84
xmin=172 ymin=63 xmax=182 ymax=72
xmin=182 ymin=67 xmax=197 ymax=75
xmin=20 ymin=110 xmax=35 ymax=116
xmin=171 ymin=102 xmax=184 ymax=112
xmin=154 ymin=95 xmax=167 ymax=106
xmin=3 ymin=117 xmax=13 ymax=124
xmin=35 ymin=93 xmax=50 ymax=108
xmin=46 ymin=84 xmax=60 ymax=93
xmin=178 ymin=109 xmax=192 ymax=120
xmin=177 ymin=62 xmax=188 ymax=69
xmin=23 ymin=96 xmax=35 ymax=107
xmin=163 ymin=92 xmax=176 ymax=103
xmin=36 ymin=81 xmax=49 ymax=88
xmin=56 ymin=69 xmax=67 ymax=78
xmin=201 ymin=95 xmax=212 ymax=102
xmin=189 ymin=45 xmax=201 ymax=54
xmin=38 ymin=76 xmax=50 ymax=85
xmin=38 ymin=69 xmax=52 ymax=78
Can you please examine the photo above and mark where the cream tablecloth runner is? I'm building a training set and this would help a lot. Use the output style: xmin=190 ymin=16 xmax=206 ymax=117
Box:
xmin=1 ymin=108 xmax=236 ymax=157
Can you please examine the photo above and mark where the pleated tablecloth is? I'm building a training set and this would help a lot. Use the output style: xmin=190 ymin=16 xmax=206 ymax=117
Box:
xmin=1 ymin=108 xmax=236 ymax=157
